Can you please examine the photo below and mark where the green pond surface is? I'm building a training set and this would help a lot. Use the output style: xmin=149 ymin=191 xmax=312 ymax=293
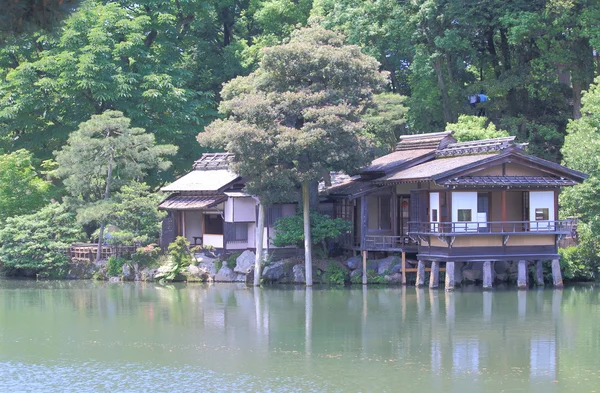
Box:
xmin=0 ymin=280 xmax=599 ymax=393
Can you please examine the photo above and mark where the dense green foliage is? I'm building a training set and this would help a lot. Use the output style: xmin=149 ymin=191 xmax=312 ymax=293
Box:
xmin=54 ymin=111 xmax=175 ymax=248
xmin=0 ymin=149 xmax=54 ymax=222
xmin=560 ymin=77 xmax=600 ymax=280
xmin=3 ymin=0 xmax=600 ymax=280
xmin=198 ymin=26 xmax=386 ymax=203
xmin=106 ymin=256 xmax=126 ymax=277
xmin=155 ymin=236 xmax=193 ymax=282
xmin=79 ymin=182 xmax=167 ymax=246
xmin=447 ymin=115 xmax=510 ymax=142
xmin=272 ymin=211 xmax=352 ymax=249
xmin=0 ymin=203 xmax=84 ymax=274
xmin=323 ymin=262 xmax=347 ymax=285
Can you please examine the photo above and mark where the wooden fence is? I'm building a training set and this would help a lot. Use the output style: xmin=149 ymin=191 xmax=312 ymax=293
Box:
xmin=69 ymin=243 xmax=136 ymax=262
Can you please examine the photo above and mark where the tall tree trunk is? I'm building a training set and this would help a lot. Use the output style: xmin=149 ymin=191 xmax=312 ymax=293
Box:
xmin=96 ymin=158 xmax=113 ymax=263
xmin=500 ymin=28 xmax=511 ymax=71
xmin=433 ymin=56 xmax=453 ymax=124
xmin=573 ymin=80 xmax=584 ymax=120
xmin=302 ymin=180 xmax=313 ymax=286
xmin=486 ymin=27 xmax=501 ymax=79
xmin=254 ymin=202 xmax=265 ymax=286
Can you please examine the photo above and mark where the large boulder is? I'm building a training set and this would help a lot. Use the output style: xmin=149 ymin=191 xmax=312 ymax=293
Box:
xmin=346 ymin=256 xmax=362 ymax=270
xmin=350 ymin=269 xmax=362 ymax=281
xmin=494 ymin=260 xmax=511 ymax=275
xmin=292 ymin=264 xmax=305 ymax=283
xmin=121 ymin=262 xmax=136 ymax=281
xmin=215 ymin=266 xmax=235 ymax=282
xmin=198 ymin=262 xmax=218 ymax=277
xmin=262 ymin=261 xmax=287 ymax=281
xmin=462 ymin=263 xmax=483 ymax=282
xmin=140 ymin=267 xmax=157 ymax=281
xmin=65 ymin=261 xmax=99 ymax=279
xmin=194 ymin=253 xmax=217 ymax=265
xmin=234 ymin=250 xmax=256 ymax=274
xmin=376 ymin=256 xmax=398 ymax=275
xmin=385 ymin=273 xmax=402 ymax=283
xmin=185 ymin=264 xmax=210 ymax=282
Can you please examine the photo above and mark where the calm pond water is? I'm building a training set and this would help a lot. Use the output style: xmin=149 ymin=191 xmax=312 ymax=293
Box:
xmin=0 ymin=280 xmax=598 ymax=393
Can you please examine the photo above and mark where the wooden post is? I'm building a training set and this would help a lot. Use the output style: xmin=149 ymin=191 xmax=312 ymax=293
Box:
xmin=401 ymin=251 xmax=407 ymax=285
xmin=362 ymin=250 xmax=367 ymax=285
xmin=445 ymin=261 xmax=455 ymax=292
xmin=429 ymin=261 xmax=439 ymax=289
xmin=416 ymin=260 xmax=426 ymax=287
xmin=551 ymin=259 xmax=563 ymax=288
xmin=517 ymin=260 xmax=528 ymax=290
xmin=360 ymin=195 xmax=367 ymax=251
xmin=535 ymin=260 xmax=544 ymax=286
xmin=483 ymin=261 xmax=493 ymax=290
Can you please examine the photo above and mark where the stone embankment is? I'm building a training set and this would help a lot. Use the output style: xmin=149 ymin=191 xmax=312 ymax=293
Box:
xmin=64 ymin=250 xmax=524 ymax=285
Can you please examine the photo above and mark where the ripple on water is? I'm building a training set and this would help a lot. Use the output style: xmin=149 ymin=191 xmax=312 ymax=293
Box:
xmin=0 ymin=361 xmax=326 ymax=393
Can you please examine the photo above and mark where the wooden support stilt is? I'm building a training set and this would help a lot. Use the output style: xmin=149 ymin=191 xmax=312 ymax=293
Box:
xmin=483 ymin=261 xmax=493 ymax=290
xmin=416 ymin=260 xmax=425 ymax=287
xmin=551 ymin=259 xmax=563 ymax=288
xmin=362 ymin=250 xmax=367 ymax=285
xmin=535 ymin=260 xmax=544 ymax=286
xmin=401 ymin=251 xmax=407 ymax=285
xmin=445 ymin=262 xmax=455 ymax=292
xmin=429 ymin=261 xmax=439 ymax=289
xmin=517 ymin=260 xmax=528 ymax=290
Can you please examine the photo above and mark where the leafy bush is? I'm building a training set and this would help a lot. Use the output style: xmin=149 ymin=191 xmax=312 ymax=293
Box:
xmin=0 ymin=203 xmax=84 ymax=275
xmin=271 ymin=211 xmax=352 ymax=254
xmin=350 ymin=268 xmax=388 ymax=284
xmin=155 ymin=236 xmax=193 ymax=282
xmin=324 ymin=262 xmax=347 ymax=285
xmin=226 ymin=252 xmax=242 ymax=268
xmin=558 ymin=223 xmax=600 ymax=281
xmin=107 ymin=256 xmax=126 ymax=277
xmin=131 ymin=244 xmax=161 ymax=267
xmin=78 ymin=182 xmax=167 ymax=246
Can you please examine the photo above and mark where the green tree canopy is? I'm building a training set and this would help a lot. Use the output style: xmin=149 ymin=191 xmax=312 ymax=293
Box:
xmin=0 ymin=149 xmax=54 ymax=222
xmin=54 ymin=110 xmax=176 ymax=202
xmin=199 ymin=26 xmax=386 ymax=202
xmin=54 ymin=110 xmax=176 ymax=257
xmin=198 ymin=26 xmax=386 ymax=285
xmin=0 ymin=202 xmax=84 ymax=275
xmin=446 ymin=115 xmax=510 ymax=142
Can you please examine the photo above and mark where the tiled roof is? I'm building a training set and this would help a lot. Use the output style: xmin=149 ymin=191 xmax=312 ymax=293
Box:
xmin=326 ymin=179 xmax=376 ymax=199
xmin=439 ymin=176 xmax=578 ymax=187
xmin=361 ymin=149 xmax=435 ymax=174
xmin=381 ymin=154 xmax=495 ymax=182
xmin=436 ymin=137 xmax=518 ymax=157
xmin=394 ymin=131 xmax=454 ymax=151
xmin=161 ymin=169 xmax=239 ymax=192
xmin=158 ymin=195 xmax=226 ymax=210
xmin=193 ymin=153 xmax=235 ymax=170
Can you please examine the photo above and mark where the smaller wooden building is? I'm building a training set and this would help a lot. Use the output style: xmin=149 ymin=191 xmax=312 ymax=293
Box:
xmin=325 ymin=131 xmax=587 ymax=289
xmin=159 ymin=153 xmax=296 ymax=255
